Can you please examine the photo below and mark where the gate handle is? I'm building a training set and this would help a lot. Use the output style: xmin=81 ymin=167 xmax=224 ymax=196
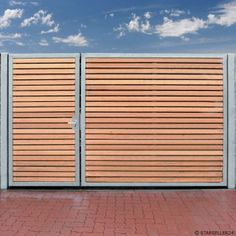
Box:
xmin=68 ymin=115 xmax=78 ymax=129
xmin=68 ymin=120 xmax=77 ymax=126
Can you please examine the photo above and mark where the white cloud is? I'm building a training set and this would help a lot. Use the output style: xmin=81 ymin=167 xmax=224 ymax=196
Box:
xmin=114 ymin=13 xmax=152 ymax=37
xmin=105 ymin=12 xmax=115 ymax=19
xmin=15 ymin=41 xmax=24 ymax=46
xmin=0 ymin=32 xmax=22 ymax=46
xmin=144 ymin=11 xmax=151 ymax=19
xmin=9 ymin=0 xmax=39 ymax=6
xmin=0 ymin=9 xmax=23 ymax=29
xmin=53 ymin=33 xmax=88 ymax=47
xmin=39 ymin=39 xmax=49 ymax=46
xmin=113 ymin=0 xmax=236 ymax=41
xmin=80 ymin=23 xmax=87 ymax=29
xmin=161 ymin=9 xmax=186 ymax=17
xmin=156 ymin=17 xmax=207 ymax=37
xmin=0 ymin=32 xmax=21 ymax=40
xmin=127 ymin=14 xmax=140 ymax=31
xmin=170 ymin=9 xmax=186 ymax=17
xmin=113 ymin=25 xmax=126 ymax=38
xmin=115 ymin=12 xmax=207 ymax=39
xmin=41 ymin=24 xmax=60 ymax=34
xmin=207 ymin=0 xmax=236 ymax=26
xmin=21 ymin=10 xmax=55 ymax=27
xmin=140 ymin=20 xmax=151 ymax=32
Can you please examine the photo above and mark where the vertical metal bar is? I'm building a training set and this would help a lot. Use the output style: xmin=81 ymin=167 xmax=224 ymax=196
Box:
xmin=80 ymin=54 xmax=86 ymax=186
xmin=0 ymin=53 xmax=8 ymax=189
xmin=227 ymin=53 xmax=236 ymax=188
xmin=8 ymin=55 xmax=13 ymax=187
xmin=222 ymin=55 xmax=228 ymax=187
xmin=75 ymin=54 xmax=80 ymax=186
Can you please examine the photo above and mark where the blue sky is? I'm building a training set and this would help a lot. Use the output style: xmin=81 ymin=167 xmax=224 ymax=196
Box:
xmin=0 ymin=0 xmax=236 ymax=53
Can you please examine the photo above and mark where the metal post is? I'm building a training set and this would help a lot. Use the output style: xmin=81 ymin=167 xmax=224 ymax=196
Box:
xmin=227 ymin=53 xmax=236 ymax=189
xmin=0 ymin=53 xmax=8 ymax=189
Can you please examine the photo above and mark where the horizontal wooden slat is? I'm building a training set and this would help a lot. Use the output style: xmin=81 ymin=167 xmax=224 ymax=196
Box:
xmin=13 ymin=58 xmax=75 ymax=63
xmin=14 ymin=166 xmax=75 ymax=172
xmin=86 ymin=96 xmax=223 ymax=102
xmin=14 ymin=156 xmax=75 ymax=161
xmin=14 ymin=166 xmax=75 ymax=171
xmin=14 ymin=140 xmax=75 ymax=144
xmin=86 ymin=177 xmax=222 ymax=183
xmin=86 ymin=107 xmax=223 ymax=112
xmin=86 ymin=101 xmax=223 ymax=107
xmin=14 ymin=161 xmax=75 ymax=166
xmin=86 ymin=113 xmax=223 ymax=118
xmin=86 ymin=63 xmax=223 ymax=69
xmin=86 ymin=156 xmax=223 ymax=161
xmin=86 ymin=129 xmax=223 ymax=134
xmin=86 ymin=171 xmax=222 ymax=177
xmin=86 ymin=166 xmax=222 ymax=171
xmin=86 ymin=134 xmax=223 ymax=140
xmin=14 ymin=74 xmax=75 ymax=80
xmin=86 ymin=150 xmax=223 ymax=156
xmin=14 ymin=102 xmax=75 ymax=107
xmin=86 ymin=123 xmax=223 ymax=129
xmin=13 ymin=150 xmax=75 ymax=155
xmin=14 ymin=69 xmax=75 ymax=75
xmin=14 ymin=113 xmax=73 ymax=118
xmin=13 ymin=107 xmax=75 ymax=112
xmin=87 ymin=68 xmax=222 ymax=74
xmin=87 ymin=85 xmax=223 ymax=91
xmin=14 ymin=118 xmax=71 ymax=123
xmin=13 ymin=91 xmax=75 ymax=96
xmin=14 ymin=145 xmax=74 ymax=150
xmin=13 ymin=123 xmax=71 ymax=128
xmin=86 ymin=58 xmax=222 ymax=63
xmin=14 ymin=80 xmax=75 ymax=85
xmin=13 ymin=177 xmax=75 ymax=182
xmin=86 ymin=140 xmax=223 ymax=145
xmin=14 ymin=85 xmax=74 ymax=91
xmin=87 ymin=91 xmax=223 ymax=96
xmin=14 ymin=63 xmax=75 ymax=69
xmin=13 ymin=134 xmax=74 ymax=139
xmin=14 ymin=129 xmax=74 ymax=134
xmin=86 ymin=80 xmax=223 ymax=85
xmin=86 ymin=145 xmax=222 ymax=150
xmin=14 ymin=172 xmax=75 ymax=177
xmin=13 ymin=96 xmax=75 ymax=102
xmin=86 ymin=74 xmax=223 ymax=79
xmin=86 ymin=118 xmax=223 ymax=124
xmin=86 ymin=161 xmax=223 ymax=166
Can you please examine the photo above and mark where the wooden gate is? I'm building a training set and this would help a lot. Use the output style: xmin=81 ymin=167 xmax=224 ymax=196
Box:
xmin=9 ymin=54 xmax=80 ymax=186
xmin=81 ymin=54 xmax=227 ymax=187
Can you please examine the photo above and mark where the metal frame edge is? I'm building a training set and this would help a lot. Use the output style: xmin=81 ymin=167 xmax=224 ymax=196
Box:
xmin=0 ymin=53 xmax=8 ymax=189
xmin=8 ymin=53 xmax=81 ymax=187
xmin=227 ymin=53 xmax=236 ymax=189
xmin=80 ymin=53 xmax=227 ymax=187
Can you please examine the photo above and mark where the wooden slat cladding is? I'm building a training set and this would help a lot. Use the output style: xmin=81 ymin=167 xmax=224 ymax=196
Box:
xmin=12 ymin=57 xmax=76 ymax=183
xmin=85 ymin=57 xmax=224 ymax=184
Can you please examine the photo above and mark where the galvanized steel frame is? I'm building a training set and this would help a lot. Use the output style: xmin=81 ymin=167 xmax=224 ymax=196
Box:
xmin=0 ymin=52 xmax=234 ymax=188
xmin=227 ymin=54 xmax=236 ymax=188
xmin=0 ymin=53 xmax=8 ymax=189
xmin=8 ymin=53 xmax=81 ymax=187
xmin=80 ymin=53 xmax=229 ymax=187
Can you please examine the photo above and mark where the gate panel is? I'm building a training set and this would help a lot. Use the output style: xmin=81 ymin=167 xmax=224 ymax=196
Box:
xmin=9 ymin=54 xmax=80 ymax=186
xmin=81 ymin=54 xmax=226 ymax=186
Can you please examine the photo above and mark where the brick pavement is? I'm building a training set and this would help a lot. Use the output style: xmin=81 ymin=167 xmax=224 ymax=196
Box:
xmin=0 ymin=189 xmax=235 ymax=236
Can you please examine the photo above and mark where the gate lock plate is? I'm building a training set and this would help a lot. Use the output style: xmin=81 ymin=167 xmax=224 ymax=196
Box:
xmin=68 ymin=115 xmax=78 ymax=129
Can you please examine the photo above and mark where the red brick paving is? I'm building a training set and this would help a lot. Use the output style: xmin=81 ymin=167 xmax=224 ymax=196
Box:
xmin=0 ymin=190 xmax=235 ymax=236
